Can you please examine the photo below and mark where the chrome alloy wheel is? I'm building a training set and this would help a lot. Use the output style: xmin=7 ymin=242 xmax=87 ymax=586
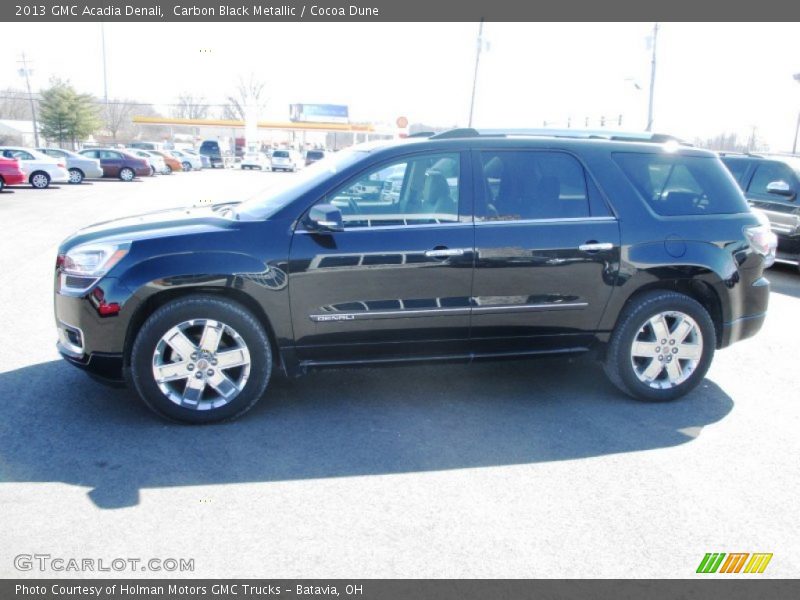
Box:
xmin=630 ymin=311 xmax=703 ymax=389
xmin=152 ymin=319 xmax=251 ymax=410
xmin=31 ymin=173 xmax=49 ymax=188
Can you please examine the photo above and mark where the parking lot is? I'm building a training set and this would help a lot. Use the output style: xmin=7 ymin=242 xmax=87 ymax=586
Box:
xmin=0 ymin=168 xmax=798 ymax=578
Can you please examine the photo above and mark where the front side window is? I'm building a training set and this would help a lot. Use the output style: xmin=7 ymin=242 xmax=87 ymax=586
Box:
xmin=720 ymin=157 xmax=750 ymax=188
xmin=614 ymin=153 xmax=749 ymax=216
xmin=322 ymin=153 xmax=461 ymax=228
xmin=477 ymin=151 xmax=590 ymax=221
xmin=748 ymin=162 xmax=799 ymax=197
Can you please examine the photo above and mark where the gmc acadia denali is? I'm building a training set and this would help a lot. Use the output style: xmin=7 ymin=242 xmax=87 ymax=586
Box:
xmin=54 ymin=129 xmax=775 ymax=423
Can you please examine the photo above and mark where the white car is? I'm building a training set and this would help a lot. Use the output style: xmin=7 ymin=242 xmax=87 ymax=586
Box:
xmin=241 ymin=151 xmax=270 ymax=170
xmin=270 ymin=149 xmax=302 ymax=172
xmin=126 ymin=148 xmax=167 ymax=176
xmin=169 ymin=149 xmax=203 ymax=171
xmin=0 ymin=146 xmax=70 ymax=189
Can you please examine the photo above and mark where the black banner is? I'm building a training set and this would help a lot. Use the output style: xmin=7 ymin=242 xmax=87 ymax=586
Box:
xmin=3 ymin=0 xmax=800 ymax=21
xmin=3 ymin=580 xmax=800 ymax=600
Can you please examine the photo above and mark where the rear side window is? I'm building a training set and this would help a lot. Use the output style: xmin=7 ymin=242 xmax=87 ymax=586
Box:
xmin=614 ymin=153 xmax=749 ymax=216
xmin=477 ymin=151 xmax=591 ymax=220
xmin=720 ymin=157 xmax=751 ymax=189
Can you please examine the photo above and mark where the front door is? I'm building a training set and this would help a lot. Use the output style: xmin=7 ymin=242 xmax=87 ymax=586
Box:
xmin=470 ymin=149 xmax=620 ymax=355
xmin=288 ymin=151 xmax=475 ymax=363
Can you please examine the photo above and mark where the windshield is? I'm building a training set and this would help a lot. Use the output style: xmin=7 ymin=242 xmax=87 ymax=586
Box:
xmin=236 ymin=149 xmax=366 ymax=220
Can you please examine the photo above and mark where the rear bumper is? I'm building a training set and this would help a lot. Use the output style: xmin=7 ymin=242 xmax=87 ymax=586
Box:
xmin=2 ymin=173 xmax=26 ymax=185
xmin=719 ymin=276 xmax=769 ymax=348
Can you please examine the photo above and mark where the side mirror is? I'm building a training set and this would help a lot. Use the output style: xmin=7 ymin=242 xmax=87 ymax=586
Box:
xmin=766 ymin=180 xmax=795 ymax=198
xmin=306 ymin=203 xmax=344 ymax=232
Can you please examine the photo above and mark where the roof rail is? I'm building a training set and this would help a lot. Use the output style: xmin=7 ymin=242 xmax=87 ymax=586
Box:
xmin=429 ymin=128 xmax=687 ymax=144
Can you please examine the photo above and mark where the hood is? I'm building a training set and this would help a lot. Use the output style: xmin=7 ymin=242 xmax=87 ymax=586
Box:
xmin=59 ymin=203 xmax=241 ymax=251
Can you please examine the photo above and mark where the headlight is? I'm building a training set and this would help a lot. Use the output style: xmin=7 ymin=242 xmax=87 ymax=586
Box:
xmin=58 ymin=242 xmax=130 ymax=292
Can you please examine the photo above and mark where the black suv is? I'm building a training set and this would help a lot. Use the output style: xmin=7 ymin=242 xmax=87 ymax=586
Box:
xmin=54 ymin=129 xmax=774 ymax=423
xmin=720 ymin=153 xmax=800 ymax=270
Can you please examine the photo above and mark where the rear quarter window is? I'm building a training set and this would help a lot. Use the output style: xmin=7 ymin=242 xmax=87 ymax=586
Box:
xmin=613 ymin=152 xmax=749 ymax=216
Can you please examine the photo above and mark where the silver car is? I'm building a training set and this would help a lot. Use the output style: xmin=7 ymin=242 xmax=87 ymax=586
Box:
xmin=37 ymin=148 xmax=103 ymax=184
xmin=125 ymin=148 xmax=167 ymax=176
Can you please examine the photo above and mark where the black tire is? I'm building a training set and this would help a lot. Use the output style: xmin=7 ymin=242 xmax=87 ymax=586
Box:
xmin=30 ymin=171 xmax=50 ymax=189
xmin=130 ymin=295 xmax=272 ymax=424
xmin=68 ymin=168 xmax=84 ymax=184
xmin=164 ymin=165 xmax=173 ymax=175
xmin=0 ymin=177 xmax=4 ymax=192
xmin=603 ymin=290 xmax=715 ymax=402
xmin=182 ymin=161 xmax=192 ymax=172
xmin=149 ymin=165 xmax=156 ymax=177
xmin=119 ymin=167 xmax=135 ymax=182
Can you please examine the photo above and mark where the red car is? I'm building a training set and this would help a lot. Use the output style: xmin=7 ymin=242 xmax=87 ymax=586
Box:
xmin=0 ymin=156 xmax=26 ymax=191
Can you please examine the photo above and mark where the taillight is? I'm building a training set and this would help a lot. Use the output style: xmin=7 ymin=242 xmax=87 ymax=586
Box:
xmin=56 ymin=254 xmax=65 ymax=269
xmin=744 ymin=224 xmax=777 ymax=268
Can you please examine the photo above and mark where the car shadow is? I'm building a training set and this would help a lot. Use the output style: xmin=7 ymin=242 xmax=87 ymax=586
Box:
xmin=0 ymin=356 xmax=733 ymax=510
xmin=767 ymin=263 xmax=800 ymax=299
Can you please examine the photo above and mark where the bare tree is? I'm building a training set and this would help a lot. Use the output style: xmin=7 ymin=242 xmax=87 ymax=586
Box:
xmin=101 ymin=99 xmax=140 ymax=142
xmin=220 ymin=74 xmax=267 ymax=121
xmin=693 ymin=129 xmax=769 ymax=154
xmin=173 ymin=93 xmax=209 ymax=120
xmin=0 ymin=87 xmax=34 ymax=120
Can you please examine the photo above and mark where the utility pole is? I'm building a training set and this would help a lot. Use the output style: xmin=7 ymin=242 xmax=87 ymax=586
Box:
xmin=101 ymin=23 xmax=109 ymax=106
xmin=646 ymin=23 xmax=659 ymax=132
xmin=468 ymin=19 xmax=485 ymax=128
xmin=17 ymin=52 xmax=40 ymax=147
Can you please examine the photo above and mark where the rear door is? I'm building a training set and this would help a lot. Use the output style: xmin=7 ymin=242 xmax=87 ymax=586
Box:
xmin=288 ymin=151 xmax=475 ymax=363
xmin=470 ymin=149 xmax=620 ymax=355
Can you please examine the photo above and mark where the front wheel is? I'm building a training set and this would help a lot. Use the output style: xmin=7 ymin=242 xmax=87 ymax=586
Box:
xmin=119 ymin=167 xmax=135 ymax=181
xmin=182 ymin=161 xmax=192 ymax=172
xmin=604 ymin=291 xmax=715 ymax=402
xmin=130 ymin=296 xmax=272 ymax=423
xmin=68 ymin=168 xmax=84 ymax=184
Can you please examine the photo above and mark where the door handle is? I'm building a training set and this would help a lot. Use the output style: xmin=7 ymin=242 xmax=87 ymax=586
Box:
xmin=425 ymin=248 xmax=466 ymax=258
xmin=578 ymin=242 xmax=613 ymax=252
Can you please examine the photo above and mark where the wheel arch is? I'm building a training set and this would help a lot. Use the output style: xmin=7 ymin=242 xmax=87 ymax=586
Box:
xmin=603 ymin=277 xmax=725 ymax=354
xmin=122 ymin=287 xmax=285 ymax=379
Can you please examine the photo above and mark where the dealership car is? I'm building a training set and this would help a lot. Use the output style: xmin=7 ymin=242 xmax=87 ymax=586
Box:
xmin=720 ymin=153 xmax=800 ymax=270
xmin=170 ymin=149 xmax=203 ymax=172
xmin=78 ymin=148 xmax=150 ymax=181
xmin=183 ymin=148 xmax=211 ymax=169
xmin=241 ymin=151 xmax=270 ymax=170
xmin=125 ymin=148 xmax=167 ymax=176
xmin=270 ymin=149 xmax=301 ymax=172
xmin=0 ymin=146 xmax=70 ymax=188
xmin=305 ymin=149 xmax=326 ymax=166
xmin=54 ymin=129 xmax=773 ymax=424
xmin=0 ymin=156 xmax=26 ymax=191
xmin=147 ymin=150 xmax=183 ymax=174
xmin=37 ymin=147 xmax=104 ymax=184
xmin=199 ymin=140 xmax=225 ymax=168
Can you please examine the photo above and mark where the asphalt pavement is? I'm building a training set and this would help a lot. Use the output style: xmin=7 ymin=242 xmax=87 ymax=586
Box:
xmin=0 ymin=168 xmax=797 ymax=578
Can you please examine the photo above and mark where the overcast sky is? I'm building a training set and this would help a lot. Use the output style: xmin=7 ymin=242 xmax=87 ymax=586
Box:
xmin=2 ymin=22 xmax=800 ymax=150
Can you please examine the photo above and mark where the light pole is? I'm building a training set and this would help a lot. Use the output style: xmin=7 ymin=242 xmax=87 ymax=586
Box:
xmin=792 ymin=72 xmax=800 ymax=155
xmin=17 ymin=52 xmax=40 ymax=147
xmin=645 ymin=23 xmax=659 ymax=132
xmin=468 ymin=19 xmax=485 ymax=128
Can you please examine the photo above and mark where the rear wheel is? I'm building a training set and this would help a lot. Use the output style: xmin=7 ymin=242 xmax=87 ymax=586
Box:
xmin=119 ymin=167 xmax=135 ymax=182
xmin=182 ymin=161 xmax=192 ymax=172
xmin=30 ymin=171 xmax=50 ymax=189
xmin=68 ymin=168 xmax=84 ymax=184
xmin=604 ymin=291 xmax=715 ymax=402
xmin=130 ymin=296 xmax=272 ymax=423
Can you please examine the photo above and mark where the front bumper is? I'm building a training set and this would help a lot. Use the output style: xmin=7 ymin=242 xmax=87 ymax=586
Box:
xmin=54 ymin=277 xmax=135 ymax=381
xmin=51 ymin=168 xmax=70 ymax=183
xmin=82 ymin=165 xmax=105 ymax=179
